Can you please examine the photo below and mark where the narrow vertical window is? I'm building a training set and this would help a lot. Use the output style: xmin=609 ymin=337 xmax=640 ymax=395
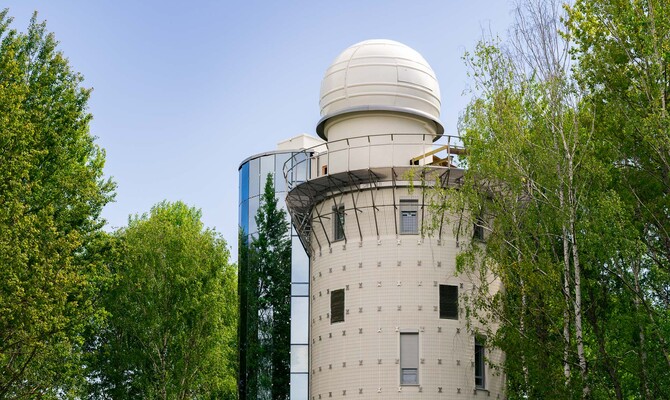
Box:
xmin=333 ymin=205 xmax=345 ymax=241
xmin=330 ymin=289 xmax=345 ymax=323
xmin=473 ymin=216 xmax=485 ymax=241
xmin=475 ymin=336 xmax=486 ymax=389
xmin=400 ymin=332 xmax=419 ymax=385
xmin=439 ymin=284 xmax=458 ymax=320
xmin=399 ymin=199 xmax=419 ymax=234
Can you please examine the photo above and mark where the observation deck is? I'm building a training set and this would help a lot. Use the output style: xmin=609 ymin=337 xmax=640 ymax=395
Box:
xmin=283 ymin=133 xmax=466 ymax=254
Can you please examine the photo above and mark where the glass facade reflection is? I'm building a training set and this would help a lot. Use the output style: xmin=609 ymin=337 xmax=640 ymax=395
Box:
xmin=239 ymin=151 xmax=309 ymax=400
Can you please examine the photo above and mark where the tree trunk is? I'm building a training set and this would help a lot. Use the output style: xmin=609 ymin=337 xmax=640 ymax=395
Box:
xmin=556 ymin=145 xmax=572 ymax=385
xmin=586 ymin=287 xmax=623 ymax=400
xmin=561 ymin=221 xmax=572 ymax=384
xmin=569 ymin=204 xmax=589 ymax=398
xmin=633 ymin=261 xmax=651 ymax=399
xmin=516 ymin=245 xmax=531 ymax=393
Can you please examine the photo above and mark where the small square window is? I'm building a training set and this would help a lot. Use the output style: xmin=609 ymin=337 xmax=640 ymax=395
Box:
xmin=475 ymin=336 xmax=486 ymax=389
xmin=331 ymin=289 xmax=345 ymax=323
xmin=333 ymin=205 xmax=345 ymax=241
xmin=400 ymin=332 xmax=419 ymax=385
xmin=399 ymin=199 xmax=419 ymax=235
xmin=439 ymin=285 xmax=458 ymax=320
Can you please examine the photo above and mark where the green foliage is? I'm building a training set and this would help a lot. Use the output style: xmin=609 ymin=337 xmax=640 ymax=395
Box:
xmin=567 ymin=1 xmax=670 ymax=397
xmin=0 ymin=9 xmax=115 ymax=397
xmin=89 ymin=201 xmax=238 ymax=399
xmin=239 ymin=174 xmax=291 ymax=400
xmin=445 ymin=1 xmax=670 ymax=398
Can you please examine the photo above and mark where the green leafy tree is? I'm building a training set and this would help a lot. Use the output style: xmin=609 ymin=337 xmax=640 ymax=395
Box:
xmin=90 ymin=201 xmax=237 ymax=399
xmin=567 ymin=1 xmax=670 ymax=397
xmin=442 ymin=1 xmax=670 ymax=398
xmin=0 ymin=10 xmax=115 ymax=397
xmin=240 ymin=174 xmax=291 ymax=400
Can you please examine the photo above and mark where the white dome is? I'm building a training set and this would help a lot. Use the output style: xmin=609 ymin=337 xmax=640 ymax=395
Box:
xmin=317 ymin=39 xmax=443 ymax=139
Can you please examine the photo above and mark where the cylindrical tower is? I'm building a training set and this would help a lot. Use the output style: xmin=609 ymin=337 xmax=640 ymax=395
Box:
xmin=285 ymin=40 xmax=504 ymax=400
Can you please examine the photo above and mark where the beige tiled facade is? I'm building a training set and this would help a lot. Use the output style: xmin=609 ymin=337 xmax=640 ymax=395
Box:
xmin=308 ymin=187 xmax=504 ymax=399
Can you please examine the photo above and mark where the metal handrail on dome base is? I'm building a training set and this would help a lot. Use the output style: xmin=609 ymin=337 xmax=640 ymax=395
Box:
xmin=283 ymin=133 xmax=465 ymax=190
xmin=282 ymin=133 xmax=466 ymax=255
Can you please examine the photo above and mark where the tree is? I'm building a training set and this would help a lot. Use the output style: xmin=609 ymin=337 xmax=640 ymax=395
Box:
xmin=442 ymin=0 xmax=670 ymax=398
xmin=89 ymin=201 xmax=237 ymax=399
xmin=239 ymin=174 xmax=291 ymax=400
xmin=567 ymin=1 xmax=670 ymax=397
xmin=0 ymin=10 xmax=115 ymax=397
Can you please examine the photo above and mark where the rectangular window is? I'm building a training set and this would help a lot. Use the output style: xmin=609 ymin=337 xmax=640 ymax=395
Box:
xmin=333 ymin=205 xmax=345 ymax=241
xmin=439 ymin=285 xmax=458 ymax=320
xmin=330 ymin=289 xmax=345 ymax=323
xmin=399 ymin=199 xmax=419 ymax=234
xmin=475 ymin=336 xmax=486 ymax=389
xmin=473 ymin=216 xmax=485 ymax=241
xmin=400 ymin=332 xmax=419 ymax=385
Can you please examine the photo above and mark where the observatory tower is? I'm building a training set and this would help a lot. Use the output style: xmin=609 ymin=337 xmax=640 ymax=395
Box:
xmin=284 ymin=40 xmax=504 ymax=399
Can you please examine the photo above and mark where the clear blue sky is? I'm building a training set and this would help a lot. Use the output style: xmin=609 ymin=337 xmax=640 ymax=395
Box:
xmin=4 ymin=1 xmax=515 ymax=261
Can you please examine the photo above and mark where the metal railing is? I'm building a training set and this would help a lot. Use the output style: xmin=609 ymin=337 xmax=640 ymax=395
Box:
xmin=282 ymin=133 xmax=465 ymax=190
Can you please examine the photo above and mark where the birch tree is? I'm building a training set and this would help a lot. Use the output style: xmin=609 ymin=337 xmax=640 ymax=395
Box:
xmin=447 ymin=0 xmax=670 ymax=397
xmin=568 ymin=0 xmax=670 ymax=397
xmin=450 ymin=1 xmax=622 ymax=397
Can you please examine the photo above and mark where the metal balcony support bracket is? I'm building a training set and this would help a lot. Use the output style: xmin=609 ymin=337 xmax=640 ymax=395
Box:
xmin=421 ymin=168 xmax=427 ymax=240
xmin=392 ymin=168 xmax=398 ymax=237
xmin=438 ymin=168 xmax=451 ymax=241
xmin=368 ymin=169 xmax=381 ymax=240
xmin=314 ymin=202 xmax=331 ymax=249
xmin=347 ymin=171 xmax=364 ymax=243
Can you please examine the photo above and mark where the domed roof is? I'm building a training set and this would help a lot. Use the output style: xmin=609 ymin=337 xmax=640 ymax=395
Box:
xmin=317 ymin=39 xmax=443 ymax=139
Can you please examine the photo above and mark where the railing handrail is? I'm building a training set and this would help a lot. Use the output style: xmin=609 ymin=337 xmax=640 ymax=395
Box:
xmin=282 ymin=132 xmax=465 ymax=190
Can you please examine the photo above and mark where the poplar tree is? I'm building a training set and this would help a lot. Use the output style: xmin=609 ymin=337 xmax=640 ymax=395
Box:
xmin=249 ymin=174 xmax=291 ymax=400
xmin=0 ymin=10 xmax=115 ymax=397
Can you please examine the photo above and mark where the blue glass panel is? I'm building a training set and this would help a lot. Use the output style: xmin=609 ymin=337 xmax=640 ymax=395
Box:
xmin=290 ymin=345 xmax=309 ymax=373
xmin=290 ymin=373 xmax=308 ymax=400
xmin=291 ymin=283 xmax=309 ymax=296
xmin=249 ymin=196 xmax=260 ymax=235
xmin=275 ymin=152 xmax=291 ymax=193
xmin=290 ymin=297 xmax=309 ymax=344
xmin=249 ymin=158 xmax=260 ymax=198
xmin=291 ymin=236 xmax=309 ymax=283
xmin=239 ymin=199 xmax=249 ymax=235
xmin=260 ymin=155 xmax=275 ymax=190
xmin=239 ymin=162 xmax=249 ymax=205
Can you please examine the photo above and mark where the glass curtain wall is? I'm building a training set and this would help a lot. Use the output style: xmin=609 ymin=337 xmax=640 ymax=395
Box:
xmin=239 ymin=152 xmax=309 ymax=400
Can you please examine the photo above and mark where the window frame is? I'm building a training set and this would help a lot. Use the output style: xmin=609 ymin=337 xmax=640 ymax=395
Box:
xmin=439 ymin=284 xmax=459 ymax=320
xmin=330 ymin=288 xmax=345 ymax=324
xmin=399 ymin=332 xmax=419 ymax=385
xmin=399 ymin=199 xmax=419 ymax=235
xmin=475 ymin=336 xmax=486 ymax=389
xmin=473 ymin=215 xmax=485 ymax=241
xmin=333 ymin=205 xmax=345 ymax=242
